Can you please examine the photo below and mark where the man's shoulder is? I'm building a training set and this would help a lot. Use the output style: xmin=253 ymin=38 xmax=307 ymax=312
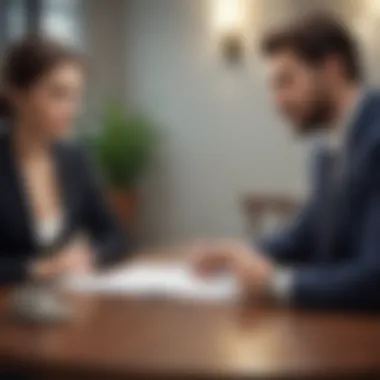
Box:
xmin=361 ymin=89 xmax=380 ymax=121
xmin=352 ymin=89 xmax=380 ymax=147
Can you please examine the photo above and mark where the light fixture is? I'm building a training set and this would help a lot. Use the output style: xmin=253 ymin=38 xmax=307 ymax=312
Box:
xmin=211 ymin=0 xmax=248 ymax=63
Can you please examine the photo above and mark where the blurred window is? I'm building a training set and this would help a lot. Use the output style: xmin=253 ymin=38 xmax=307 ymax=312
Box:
xmin=0 ymin=0 xmax=83 ymax=51
xmin=41 ymin=0 xmax=84 ymax=47
xmin=6 ymin=0 xmax=28 ymax=41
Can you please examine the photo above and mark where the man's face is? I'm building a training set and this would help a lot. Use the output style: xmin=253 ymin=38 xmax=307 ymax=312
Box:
xmin=266 ymin=50 xmax=333 ymax=134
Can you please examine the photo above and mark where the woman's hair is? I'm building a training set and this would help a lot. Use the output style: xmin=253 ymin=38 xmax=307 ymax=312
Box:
xmin=0 ymin=36 xmax=84 ymax=119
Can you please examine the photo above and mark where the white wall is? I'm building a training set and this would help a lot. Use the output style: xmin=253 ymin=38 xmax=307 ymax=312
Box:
xmin=125 ymin=0 xmax=309 ymax=244
xmin=84 ymin=0 xmax=127 ymax=106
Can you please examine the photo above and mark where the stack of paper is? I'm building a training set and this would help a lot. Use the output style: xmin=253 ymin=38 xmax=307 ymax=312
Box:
xmin=61 ymin=262 xmax=239 ymax=302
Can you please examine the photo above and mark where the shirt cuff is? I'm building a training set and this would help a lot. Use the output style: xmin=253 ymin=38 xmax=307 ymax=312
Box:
xmin=268 ymin=267 xmax=294 ymax=304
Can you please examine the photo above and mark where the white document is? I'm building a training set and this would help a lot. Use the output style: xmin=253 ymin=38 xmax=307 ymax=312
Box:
xmin=61 ymin=262 xmax=239 ymax=302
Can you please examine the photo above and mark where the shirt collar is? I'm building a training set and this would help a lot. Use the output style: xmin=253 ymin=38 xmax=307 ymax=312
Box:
xmin=326 ymin=88 xmax=366 ymax=150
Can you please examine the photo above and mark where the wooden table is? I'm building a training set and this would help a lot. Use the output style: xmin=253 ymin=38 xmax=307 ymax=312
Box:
xmin=0 ymin=268 xmax=379 ymax=379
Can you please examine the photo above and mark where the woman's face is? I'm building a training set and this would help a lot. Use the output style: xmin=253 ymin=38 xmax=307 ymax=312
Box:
xmin=14 ymin=61 xmax=85 ymax=140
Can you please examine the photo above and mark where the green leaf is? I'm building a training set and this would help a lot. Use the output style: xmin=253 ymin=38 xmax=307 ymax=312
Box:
xmin=81 ymin=100 xmax=157 ymax=189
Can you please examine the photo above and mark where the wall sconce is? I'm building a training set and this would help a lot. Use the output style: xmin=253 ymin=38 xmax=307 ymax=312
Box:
xmin=211 ymin=0 xmax=247 ymax=64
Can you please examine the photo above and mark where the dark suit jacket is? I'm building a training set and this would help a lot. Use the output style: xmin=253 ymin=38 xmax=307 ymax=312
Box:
xmin=260 ymin=90 xmax=380 ymax=310
xmin=0 ymin=133 xmax=128 ymax=284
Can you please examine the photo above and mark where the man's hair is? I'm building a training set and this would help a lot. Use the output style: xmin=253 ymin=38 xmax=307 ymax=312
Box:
xmin=261 ymin=12 xmax=362 ymax=82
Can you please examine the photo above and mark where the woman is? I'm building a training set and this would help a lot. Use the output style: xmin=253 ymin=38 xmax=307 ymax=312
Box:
xmin=0 ymin=36 xmax=128 ymax=285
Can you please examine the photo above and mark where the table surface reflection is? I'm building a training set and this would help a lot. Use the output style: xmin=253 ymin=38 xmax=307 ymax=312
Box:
xmin=0 ymin=258 xmax=379 ymax=379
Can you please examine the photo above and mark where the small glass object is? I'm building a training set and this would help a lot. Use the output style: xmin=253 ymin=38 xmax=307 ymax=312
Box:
xmin=11 ymin=280 xmax=72 ymax=323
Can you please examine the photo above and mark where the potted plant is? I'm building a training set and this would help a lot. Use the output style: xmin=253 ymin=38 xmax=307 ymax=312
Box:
xmin=83 ymin=100 xmax=157 ymax=229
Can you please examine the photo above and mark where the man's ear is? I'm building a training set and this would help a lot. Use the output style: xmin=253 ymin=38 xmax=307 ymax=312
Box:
xmin=7 ymin=87 xmax=23 ymax=109
xmin=325 ymin=54 xmax=345 ymax=79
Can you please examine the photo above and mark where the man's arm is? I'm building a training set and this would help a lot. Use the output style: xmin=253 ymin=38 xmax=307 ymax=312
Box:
xmin=282 ymin=141 xmax=380 ymax=310
xmin=258 ymin=198 xmax=315 ymax=265
xmin=258 ymin=146 xmax=321 ymax=265
xmin=288 ymin=191 xmax=380 ymax=310
xmin=192 ymin=185 xmax=380 ymax=310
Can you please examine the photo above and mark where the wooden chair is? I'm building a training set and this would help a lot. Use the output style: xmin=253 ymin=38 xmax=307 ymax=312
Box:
xmin=242 ymin=194 xmax=302 ymax=240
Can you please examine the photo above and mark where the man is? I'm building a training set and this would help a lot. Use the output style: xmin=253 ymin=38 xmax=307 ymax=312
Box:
xmin=193 ymin=13 xmax=380 ymax=310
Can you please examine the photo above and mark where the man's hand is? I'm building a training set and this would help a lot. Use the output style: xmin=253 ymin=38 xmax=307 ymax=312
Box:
xmin=191 ymin=240 xmax=275 ymax=297
xmin=29 ymin=235 xmax=94 ymax=281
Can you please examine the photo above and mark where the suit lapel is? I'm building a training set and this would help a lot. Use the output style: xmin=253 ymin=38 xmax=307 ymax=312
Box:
xmin=314 ymin=146 xmax=340 ymax=260
xmin=3 ymin=133 xmax=38 ymax=250
xmin=344 ymin=91 xmax=380 ymax=198
xmin=314 ymin=91 xmax=378 ymax=261
xmin=52 ymin=142 xmax=74 ymax=223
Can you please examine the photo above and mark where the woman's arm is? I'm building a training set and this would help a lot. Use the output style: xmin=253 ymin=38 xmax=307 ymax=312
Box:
xmin=0 ymin=256 xmax=30 ymax=284
xmin=0 ymin=255 xmax=65 ymax=285
xmin=76 ymin=148 xmax=132 ymax=267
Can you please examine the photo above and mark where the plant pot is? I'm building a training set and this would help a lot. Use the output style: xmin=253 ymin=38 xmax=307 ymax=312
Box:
xmin=107 ymin=188 xmax=140 ymax=230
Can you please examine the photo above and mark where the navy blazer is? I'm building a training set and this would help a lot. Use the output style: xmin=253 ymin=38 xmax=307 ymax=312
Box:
xmin=260 ymin=90 xmax=380 ymax=310
xmin=0 ymin=133 xmax=128 ymax=284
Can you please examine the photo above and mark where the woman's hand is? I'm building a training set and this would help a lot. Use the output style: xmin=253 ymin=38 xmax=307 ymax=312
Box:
xmin=57 ymin=235 xmax=94 ymax=276
xmin=29 ymin=256 xmax=64 ymax=281
xmin=29 ymin=235 xmax=95 ymax=281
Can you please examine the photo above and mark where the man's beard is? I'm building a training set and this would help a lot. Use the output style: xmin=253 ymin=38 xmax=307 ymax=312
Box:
xmin=297 ymin=96 xmax=336 ymax=135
